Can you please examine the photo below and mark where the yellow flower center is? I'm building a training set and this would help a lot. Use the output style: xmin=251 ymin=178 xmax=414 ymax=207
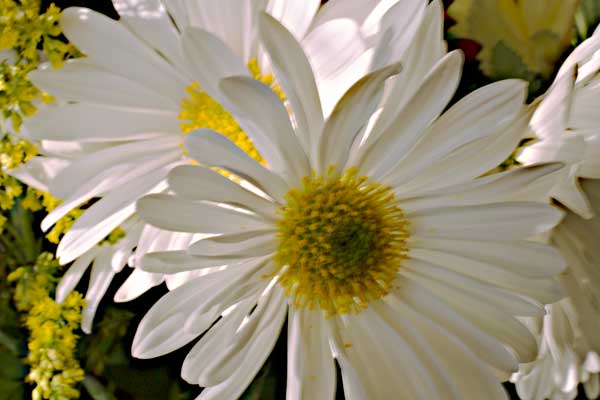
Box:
xmin=178 ymin=58 xmax=284 ymax=165
xmin=275 ymin=167 xmax=410 ymax=316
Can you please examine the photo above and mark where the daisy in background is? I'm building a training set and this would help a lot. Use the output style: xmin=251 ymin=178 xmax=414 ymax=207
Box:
xmin=133 ymin=10 xmax=567 ymax=399
xmin=15 ymin=0 xmax=430 ymax=329
xmin=513 ymin=26 xmax=600 ymax=400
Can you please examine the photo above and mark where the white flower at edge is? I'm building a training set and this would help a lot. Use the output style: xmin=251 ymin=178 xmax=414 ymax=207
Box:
xmin=132 ymin=12 xmax=567 ymax=399
xmin=513 ymin=26 xmax=600 ymax=400
xmin=16 ymin=0 xmax=429 ymax=329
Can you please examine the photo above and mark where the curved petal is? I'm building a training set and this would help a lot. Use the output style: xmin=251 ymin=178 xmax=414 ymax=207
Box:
xmin=286 ymin=308 xmax=336 ymax=400
xmin=384 ymin=79 xmax=528 ymax=186
xmin=114 ymin=268 xmax=164 ymax=302
xmin=168 ymin=165 xmax=278 ymax=219
xmin=258 ymin=12 xmax=323 ymax=155
xmin=61 ymin=7 xmax=187 ymax=102
xmin=132 ymin=262 xmax=265 ymax=359
xmin=136 ymin=193 xmax=272 ymax=234
xmin=29 ymin=59 xmax=176 ymax=110
xmin=317 ymin=62 xmax=401 ymax=173
xmin=181 ymin=27 xmax=249 ymax=99
xmin=357 ymin=51 xmax=463 ymax=179
xmin=57 ymin=170 xmax=169 ymax=264
xmin=389 ymin=278 xmax=519 ymax=374
xmin=81 ymin=249 xmax=118 ymax=333
xmin=410 ymin=237 xmax=566 ymax=279
xmin=408 ymin=202 xmax=564 ymax=241
xmin=267 ymin=0 xmax=319 ymax=41
xmin=55 ymin=248 xmax=97 ymax=304
xmin=219 ymin=76 xmax=309 ymax=182
xmin=25 ymin=103 xmax=179 ymax=142
xmin=184 ymin=129 xmax=289 ymax=203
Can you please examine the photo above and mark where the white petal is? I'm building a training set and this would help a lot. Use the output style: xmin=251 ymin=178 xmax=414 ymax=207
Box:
xmin=29 ymin=59 xmax=177 ymax=109
xmin=385 ymin=79 xmax=528 ymax=187
xmin=168 ymin=165 xmax=278 ymax=219
xmin=404 ymin=259 xmax=544 ymax=317
xmin=181 ymin=27 xmax=249 ymax=99
xmin=48 ymin=136 xmax=179 ymax=200
xmin=409 ymin=202 xmax=563 ymax=241
xmin=140 ymin=251 xmax=270 ymax=274
xmin=556 ymin=29 xmax=600 ymax=79
xmin=188 ymin=230 xmax=277 ymax=257
xmin=197 ymin=287 xmax=286 ymax=392
xmin=43 ymin=152 xmax=179 ymax=234
xmin=387 ymin=290 xmax=510 ymax=400
xmin=258 ymin=12 xmax=324 ymax=156
xmin=392 ymin=107 xmax=531 ymax=195
xmin=132 ymin=263 xmax=265 ymax=359
xmin=136 ymin=193 xmax=271 ymax=234
xmin=218 ymin=76 xmax=310 ymax=182
xmin=317 ymin=62 xmax=401 ymax=173
xmin=326 ymin=319 xmax=368 ymax=400
xmin=57 ymin=171 xmax=169 ymax=264
xmin=81 ymin=249 xmax=116 ymax=333
xmin=9 ymin=156 xmax=68 ymax=192
xmin=369 ymin=0 xmax=426 ymax=70
xmin=531 ymin=65 xmax=576 ymax=139
xmin=61 ymin=7 xmax=187 ymax=102
xmin=113 ymin=0 xmax=185 ymax=68
xmin=365 ymin=0 xmax=446 ymax=146
xmin=302 ymin=19 xmax=369 ymax=117
xmin=358 ymin=50 xmax=463 ymax=178
xmin=390 ymin=277 xmax=519 ymax=374
xmin=410 ymin=237 xmax=566 ymax=279
xmin=370 ymin=300 xmax=467 ymax=399
xmin=400 ymin=163 xmax=563 ymax=212
xmin=55 ymin=248 xmax=97 ymax=304
xmin=334 ymin=310 xmax=444 ymax=398
xmin=400 ymin=261 xmax=538 ymax=363
xmin=184 ymin=129 xmax=289 ymax=202
xmin=25 ymin=103 xmax=179 ymax=142
xmin=268 ymin=0 xmax=319 ymax=41
xmin=286 ymin=308 xmax=336 ymax=400
xmin=114 ymin=268 xmax=164 ymax=303
xmin=182 ymin=298 xmax=256 ymax=384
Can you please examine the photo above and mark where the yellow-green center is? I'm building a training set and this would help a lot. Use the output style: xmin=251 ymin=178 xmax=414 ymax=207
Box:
xmin=275 ymin=168 xmax=410 ymax=316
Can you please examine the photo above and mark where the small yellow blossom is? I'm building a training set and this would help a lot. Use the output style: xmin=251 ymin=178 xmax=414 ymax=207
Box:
xmin=449 ymin=0 xmax=578 ymax=81
xmin=9 ymin=253 xmax=86 ymax=400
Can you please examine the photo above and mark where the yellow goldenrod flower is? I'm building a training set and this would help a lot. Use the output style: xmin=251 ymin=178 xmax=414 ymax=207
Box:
xmin=9 ymin=253 xmax=85 ymax=400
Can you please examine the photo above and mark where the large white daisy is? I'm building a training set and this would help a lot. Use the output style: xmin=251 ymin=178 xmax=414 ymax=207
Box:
xmin=513 ymin=26 xmax=600 ymax=399
xmin=17 ymin=0 xmax=430 ymax=325
xmin=132 ymin=12 xmax=566 ymax=399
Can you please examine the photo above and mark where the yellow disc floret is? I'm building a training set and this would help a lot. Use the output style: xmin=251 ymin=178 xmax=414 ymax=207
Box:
xmin=275 ymin=167 xmax=410 ymax=316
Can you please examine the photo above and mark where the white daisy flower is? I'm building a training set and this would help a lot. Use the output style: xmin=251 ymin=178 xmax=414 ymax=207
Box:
xmin=132 ymin=13 xmax=566 ymax=399
xmin=518 ymin=26 xmax=600 ymax=218
xmin=513 ymin=295 xmax=600 ymax=400
xmin=19 ymin=0 xmax=429 ymax=320
xmin=513 ymin=26 xmax=600 ymax=400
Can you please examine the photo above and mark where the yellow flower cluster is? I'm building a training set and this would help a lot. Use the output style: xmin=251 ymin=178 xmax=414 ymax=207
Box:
xmin=8 ymin=253 xmax=85 ymax=400
xmin=0 ymin=0 xmax=76 ymax=130
xmin=0 ymin=135 xmax=37 ymax=230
